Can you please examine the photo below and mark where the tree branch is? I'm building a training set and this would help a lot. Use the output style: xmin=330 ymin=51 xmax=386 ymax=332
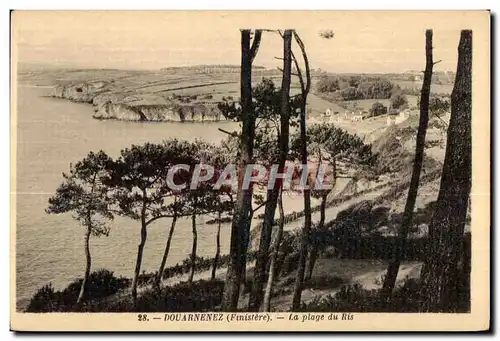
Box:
xmin=218 ymin=128 xmax=241 ymax=138
xmin=251 ymin=199 xmax=271 ymax=214
xmin=290 ymin=50 xmax=305 ymax=95
xmin=431 ymin=111 xmax=449 ymax=128
xmin=249 ymin=30 xmax=263 ymax=64
xmin=278 ymin=66 xmax=300 ymax=77
xmin=146 ymin=211 xmax=192 ymax=226
xmin=293 ymin=31 xmax=311 ymax=95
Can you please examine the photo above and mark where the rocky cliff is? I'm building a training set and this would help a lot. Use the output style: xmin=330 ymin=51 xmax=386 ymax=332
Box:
xmin=51 ymin=82 xmax=227 ymax=123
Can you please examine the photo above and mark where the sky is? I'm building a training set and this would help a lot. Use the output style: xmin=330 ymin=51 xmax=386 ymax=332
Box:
xmin=12 ymin=11 xmax=477 ymax=74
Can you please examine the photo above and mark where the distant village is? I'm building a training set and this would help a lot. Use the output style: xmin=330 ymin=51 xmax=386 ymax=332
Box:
xmin=312 ymin=107 xmax=411 ymax=127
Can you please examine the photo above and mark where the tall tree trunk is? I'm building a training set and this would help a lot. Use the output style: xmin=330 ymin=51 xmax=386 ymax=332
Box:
xmin=211 ymin=211 xmax=222 ymax=281
xmin=155 ymin=216 xmax=177 ymax=289
xmin=381 ymin=29 xmax=434 ymax=295
xmin=77 ymin=225 xmax=92 ymax=304
xmin=262 ymin=189 xmax=285 ymax=312
xmin=291 ymin=30 xmax=312 ymax=311
xmin=420 ymin=30 xmax=472 ymax=312
xmin=239 ymin=209 xmax=254 ymax=286
xmin=131 ymin=208 xmax=148 ymax=304
xmin=221 ymin=29 xmax=262 ymax=311
xmin=305 ymin=193 xmax=327 ymax=282
xmin=189 ymin=213 xmax=198 ymax=283
xmin=248 ymin=29 xmax=292 ymax=311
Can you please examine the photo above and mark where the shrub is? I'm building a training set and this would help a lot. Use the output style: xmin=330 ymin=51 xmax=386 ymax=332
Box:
xmin=316 ymin=76 xmax=340 ymax=93
xmin=94 ymin=280 xmax=225 ymax=312
xmin=304 ymin=275 xmax=345 ymax=290
xmin=271 ymin=287 xmax=292 ymax=298
xmin=322 ymin=246 xmax=338 ymax=259
xmin=161 ymin=252 xmax=258 ymax=280
xmin=62 ymin=269 xmax=130 ymax=301
xmin=25 ymin=284 xmax=61 ymax=313
xmin=205 ymin=216 xmax=232 ymax=225
xmin=25 ymin=269 xmax=130 ymax=312
xmin=370 ymin=102 xmax=388 ymax=117
xmin=300 ymin=265 xmax=470 ymax=313
xmin=390 ymin=92 xmax=409 ymax=110
xmin=280 ymin=276 xmax=296 ymax=286
xmin=340 ymin=87 xmax=357 ymax=101
xmin=300 ymin=280 xmax=421 ymax=312
xmin=137 ymin=271 xmax=156 ymax=287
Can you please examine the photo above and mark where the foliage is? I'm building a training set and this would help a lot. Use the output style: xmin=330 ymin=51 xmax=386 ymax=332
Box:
xmin=106 ymin=140 xmax=200 ymax=223
xmin=25 ymin=269 xmax=130 ymax=312
xmin=316 ymin=75 xmax=340 ymax=93
xmin=218 ymin=78 xmax=300 ymax=125
xmin=340 ymin=86 xmax=357 ymax=101
xmin=46 ymin=150 xmax=115 ymax=237
xmin=289 ymin=123 xmax=379 ymax=187
xmin=303 ymin=275 xmax=345 ymax=290
xmin=162 ymin=251 xmax=259 ymax=280
xmin=267 ymin=199 xmax=468 ymax=265
xmin=370 ymin=102 xmax=388 ymax=117
xmin=300 ymin=272 xmax=469 ymax=313
xmin=63 ymin=269 xmax=131 ymax=300
xmin=390 ymin=92 xmax=409 ymax=110
xmin=25 ymin=284 xmax=61 ymax=313
xmin=429 ymin=96 xmax=450 ymax=114
xmin=91 ymin=280 xmax=225 ymax=312
xmin=300 ymin=279 xmax=422 ymax=312
xmin=315 ymin=75 xmax=398 ymax=101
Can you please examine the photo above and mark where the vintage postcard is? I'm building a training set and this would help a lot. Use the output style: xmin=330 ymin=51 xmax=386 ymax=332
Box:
xmin=10 ymin=10 xmax=490 ymax=332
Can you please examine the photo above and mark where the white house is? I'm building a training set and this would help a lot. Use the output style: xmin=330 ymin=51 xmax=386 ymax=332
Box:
xmin=351 ymin=114 xmax=364 ymax=122
xmin=395 ymin=111 xmax=409 ymax=124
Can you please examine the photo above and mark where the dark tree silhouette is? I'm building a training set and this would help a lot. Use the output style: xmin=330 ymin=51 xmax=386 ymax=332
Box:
xmin=154 ymin=197 xmax=183 ymax=289
xmin=262 ymin=188 xmax=285 ymax=312
xmin=46 ymin=151 xmax=114 ymax=305
xmin=221 ymin=29 xmax=262 ymax=311
xmin=420 ymin=30 xmax=472 ymax=312
xmin=382 ymin=29 xmax=435 ymax=295
xmin=290 ymin=30 xmax=313 ymax=311
xmin=107 ymin=141 xmax=196 ymax=303
xmin=248 ymin=29 xmax=293 ymax=311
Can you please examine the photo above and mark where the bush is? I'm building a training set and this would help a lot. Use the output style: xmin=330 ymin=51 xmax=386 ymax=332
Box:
xmin=94 ymin=280 xmax=225 ymax=312
xmin=205 ymin=216 xmax=232 ymax=225
xmin=25 ymin=269 xmax=130 ymax=312
xmin=390 ymin=92 xmax=409 ymax=110
xmin=300 ymin=279 xmax=422 ymax=312
xmin=63 ymin=269 xmax=131 ymax=301
xmin=340 ymin=87 xmax=357 ymax=101
xmin=304 ymin=275 xmax=345 ymax=290
xmin=370 ymin=102 xmax=388 ymax=117
xmin=316 ymin=76 xmax=340 ymax=93
xmin=25 ymin=284 xmax=61 ymax=313
xmin=280 ymin=276 xmax=296 ymax=286
xmin=137 ymin=271 xmax=156 ymax=287
xmin=161 ymin=251 xmax=258 ymax=280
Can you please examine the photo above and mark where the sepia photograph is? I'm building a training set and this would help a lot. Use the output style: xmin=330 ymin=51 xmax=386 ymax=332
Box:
xmin=10 ymin=10 xmax=490 ymax=332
